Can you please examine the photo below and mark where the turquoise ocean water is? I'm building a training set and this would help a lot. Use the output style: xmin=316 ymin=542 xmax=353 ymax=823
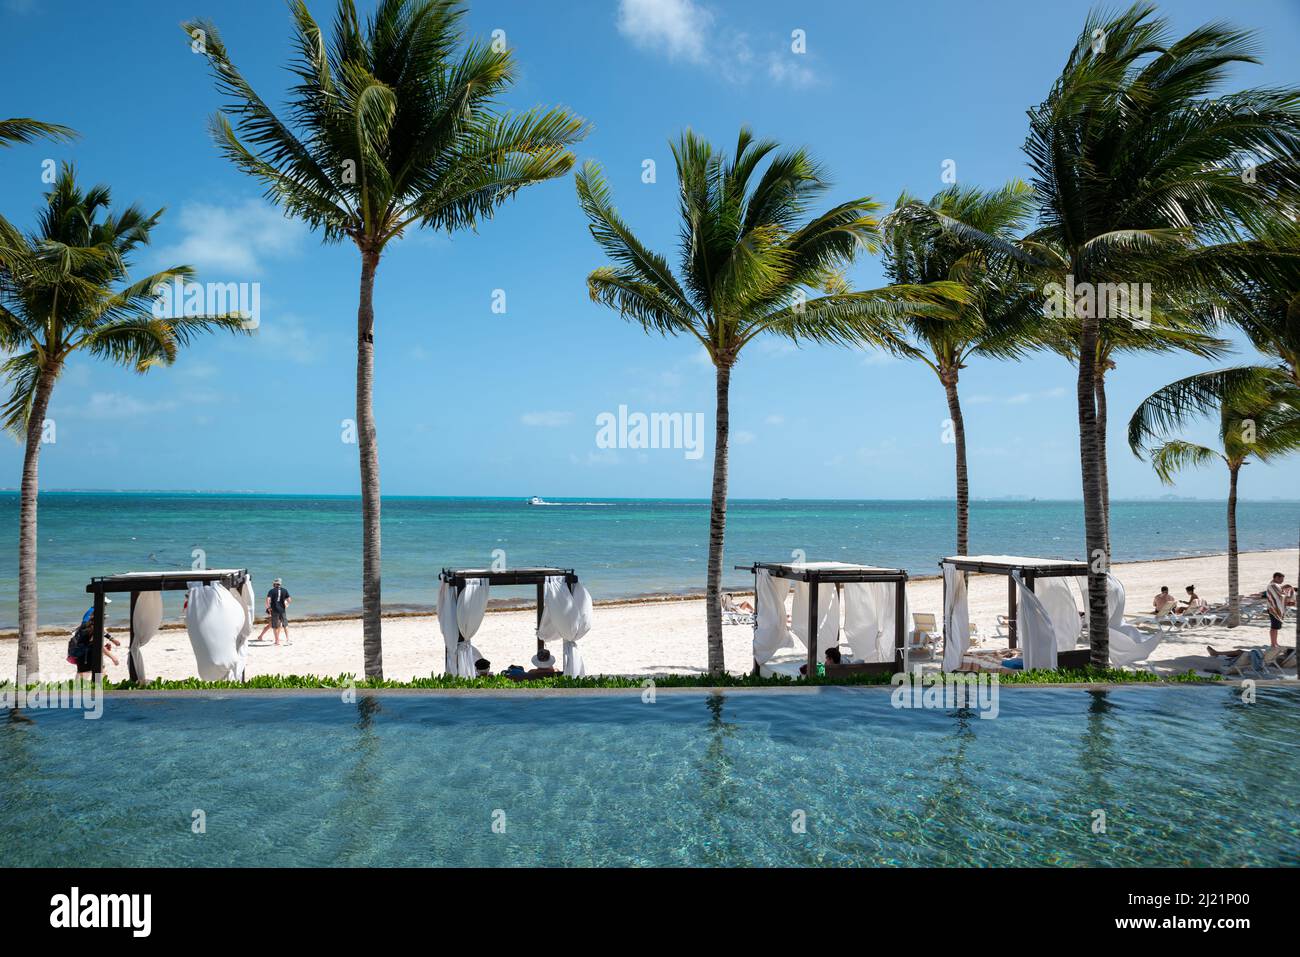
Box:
xmin=1 ymin=492 xmax=1298 ymax=628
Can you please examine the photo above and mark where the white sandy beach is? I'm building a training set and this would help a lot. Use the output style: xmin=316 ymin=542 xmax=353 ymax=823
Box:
xmin=5 ymin=548 xmax=1296 ymax=683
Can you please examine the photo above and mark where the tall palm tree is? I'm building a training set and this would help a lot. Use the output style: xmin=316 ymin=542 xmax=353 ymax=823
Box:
xmin=1047 ymin=313 xmax=1231 ymax=558
xmin=880 ymin=182 xmax=1042 ymax=554
xmin=577 ymin=128 xmax=949 ymax=673
xmin=0 ymin=165 xmax=248 ymax=681
xmin=0 ymin=118 xmax=75 ymax=148
xmin=1133 ymin=381 xmax=1300 ymax=625
xmin=905 ymin=3 xmax=1300 ymax=663
xmin=184 ymin=0 xmax=588 ymax=677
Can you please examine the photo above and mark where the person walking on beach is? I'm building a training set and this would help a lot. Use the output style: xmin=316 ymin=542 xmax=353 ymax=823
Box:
xmin=257 ymin=578 xmax=292 ymax=646
xmin=1266 ymin=572 xmax=1287 ymax=648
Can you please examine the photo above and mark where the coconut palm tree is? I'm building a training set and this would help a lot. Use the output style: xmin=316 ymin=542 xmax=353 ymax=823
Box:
xmin=184 ymin=0 xmax=588 ymax=677
xmin=880 ymin=182 xmax=1043 ymax=554
xmin=1133 ymin=381 xmax=1300 ymax=625
xmin=577 ymin=128 xmax=952 ymax=673
xmin=901 ymin=3 xmax=1300 ymax=663
xmin=0 ymin=118 xmax=75 ymax=148
xmin=1046 ymin=313 xmax=1231 ymax=558
xmin=0 ymin=165 xmax=249 ymax=681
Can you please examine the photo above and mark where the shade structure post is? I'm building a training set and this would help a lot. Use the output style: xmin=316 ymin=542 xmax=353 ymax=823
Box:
xmin=90 ymin=589 xmax=105 ymax=676
xmin=894 ymin=579 xmax=906 ymax=671
xmin=127 ymin=591 xmax=139 ymax=683
xmin=1007 ymin=575 xmax=1018 ymax=649
xmin=536 ymin=580 xmax=545 ymax=654
xmin=751 ymin=567 xmax=760 ymax=676
xmin=807 ymin=579 xmax=819 ymax=676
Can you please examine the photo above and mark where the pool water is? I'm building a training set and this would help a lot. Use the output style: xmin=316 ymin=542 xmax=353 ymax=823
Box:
xmin=1 ymin=686 xmax=1296 ymax=867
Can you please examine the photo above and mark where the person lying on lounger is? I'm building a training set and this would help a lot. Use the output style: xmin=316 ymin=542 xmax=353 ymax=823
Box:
xmin=502 ymin=649 xmax=563 ymax=680
xmin=723 ymin=593 xmax=754 ymax=613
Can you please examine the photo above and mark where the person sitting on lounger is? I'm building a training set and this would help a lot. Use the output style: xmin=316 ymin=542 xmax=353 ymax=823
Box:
xmin=1178 ymin=585 xmax=1205 ymax=615
xmin=723 ymin=593 xmax=754 ymax=613
xmin=1153 ymin=587 xmax=1177 ymax=615
xmin=525 ymin=649 xmax=560 ymax=678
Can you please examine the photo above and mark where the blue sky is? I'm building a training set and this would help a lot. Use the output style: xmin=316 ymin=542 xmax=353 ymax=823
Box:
xmin=2 ymin=0 xmax=1298 ymax=500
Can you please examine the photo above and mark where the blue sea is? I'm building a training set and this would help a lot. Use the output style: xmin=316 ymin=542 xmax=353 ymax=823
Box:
xmin=1 ymin=492 xmax=1298 ymax=629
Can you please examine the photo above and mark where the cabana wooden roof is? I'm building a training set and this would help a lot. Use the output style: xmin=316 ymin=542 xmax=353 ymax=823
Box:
xmin=737 ymin=561 xmax=907 ymax=583
xmin=438 ymin=567 xmax=580 ymax=655
xmin=941 ymin=555 xmax=1087 ymax=577
xmin=87 ymin=569 xmax=250 ymax=594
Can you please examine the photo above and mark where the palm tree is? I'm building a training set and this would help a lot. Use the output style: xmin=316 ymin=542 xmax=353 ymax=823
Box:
xmin=184 ymin=0 xmax=588 ymax=677
xmin=904 ymin=3 xmax=1300 ymax=663
xmin=880 ymin=182 xmax=1042 ymax=554
xmin=577 ymin=128 xmax=948 ymax=673
xmin=1047 ymin=313 xmax=1231 ymax=558
xmin=0 ymin=165 xmax=249 ymax=681
xmin=1133 ymin=381 xmax=1300 ymax=625
xmin=0 ymin=118 xmax=75 ymax=148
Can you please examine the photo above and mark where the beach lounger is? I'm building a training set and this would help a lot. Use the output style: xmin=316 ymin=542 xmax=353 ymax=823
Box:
xmin=721 ymin=595 xmax=756 ymax=627
xmin=909 ymin=612 xmax=941 ymax=659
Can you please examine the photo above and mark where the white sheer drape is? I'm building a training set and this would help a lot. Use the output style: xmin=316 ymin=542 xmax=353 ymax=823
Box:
xmin=791 ymin=581 xmax=841 ymax=657
xmin=539 ymin=576 xmax=594 ymax=676
xmin=437 ymin=578 xmax=489 ymax=678
xmin=185 ymin=583 xmax=247 ymax=681
xmin=752 ymin=569 xmax=795 ymax=666
xmin=842 ymin=581 xmax=905 ymax=663
xmin=1077 ymin=574 xmax=1162 ymax=667
xmin=1036 ymin=578 xmax=1081 ymax=651
xmin=941 ymin=562 xmax=970 ymax=671
xmin=130 ymin=591 xmax=164 ymax=683
xmin=1013 ymin=573 xmax=1058 ymax=670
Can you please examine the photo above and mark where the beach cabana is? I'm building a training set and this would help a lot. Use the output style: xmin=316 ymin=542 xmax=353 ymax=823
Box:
xmin=437 ymin=567 xmax=593 ymax=678
xmin=737 ymin=561 xmax=909 ymax=677
xmin=939 ymin=555 xmax=1090 ymax=671
xmin=84 ymin=569 xmax=254 ymax=682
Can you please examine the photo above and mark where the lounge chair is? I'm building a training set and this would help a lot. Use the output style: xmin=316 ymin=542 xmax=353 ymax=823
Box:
xmin=722 ymin=594 xmax=756 ymax=627
xmin=908 ymin=612 xmax=941 ymax=659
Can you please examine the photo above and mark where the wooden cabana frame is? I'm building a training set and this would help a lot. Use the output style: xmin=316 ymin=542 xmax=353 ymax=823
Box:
xmin=737 ymin=561 xmax=909 ymax=676
xmin=940 ymin=554 xmax=1089 ymax=663
xmin=84 ymin=569 xmax=250 ymax=678
xmin=438 ymin=566 xmax=579 ymax=656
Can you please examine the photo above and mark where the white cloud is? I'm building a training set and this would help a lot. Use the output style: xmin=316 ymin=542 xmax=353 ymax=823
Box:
xmin=155 ymin=200 xmax=305 ymax=276
xmin=617 ymin=0 xmax=713 ymax=63
xmin=764 ymin=414 xmax=785 ymax=426
xmin=253 ymin=313 xmax=322 ymax=364
xmin=76 ymin=391 xmax=222 ymax=420
xmin=733 ymin=430 xmax=756 ymax=445
xmin=521 ymin=411 xmax=574 ymax=428
xmin=767 ymin=53 xmax=818 ymax=89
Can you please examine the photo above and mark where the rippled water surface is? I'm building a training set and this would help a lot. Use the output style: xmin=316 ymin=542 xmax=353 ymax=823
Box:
xmin=1 ymin=686 xmax=1296 ymax=866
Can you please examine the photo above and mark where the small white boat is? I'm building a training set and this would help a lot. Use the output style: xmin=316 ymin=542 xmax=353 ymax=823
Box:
xmin=528 ymin=496 xmax=545 ymax=506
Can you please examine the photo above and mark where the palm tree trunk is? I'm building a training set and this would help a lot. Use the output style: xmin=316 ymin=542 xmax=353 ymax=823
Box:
xmin=1077 ymin=315 xmax=1109 ymax=666
xmin=17 ymin=367 xmax=58 ymax=684
xmin=941 ymin=370 xmax=969 ymax=555
xmin=1226 ymin=462 xmax=1240 ymax=627
xmin=356 ymin=249 xmax=383 ymax=679
xmin=1095 ymin=371 xmax=1111 ymax=560
xmin=705 ymin=361 xmax=731 ymax=675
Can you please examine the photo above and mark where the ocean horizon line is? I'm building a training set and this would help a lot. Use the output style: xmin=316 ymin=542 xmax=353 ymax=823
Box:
xmin=2 ymin=489 xmax=1296 ymax=505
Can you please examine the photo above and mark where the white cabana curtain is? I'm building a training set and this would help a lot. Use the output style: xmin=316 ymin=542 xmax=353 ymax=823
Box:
xmin=791 ymin=581 xmax=841 ymax=656
xmin=538 ymin=576 xmax=594 ymax=676
xmin=185 ymin=582 xmax=248 ymax=681
xmin=1012 ymin=573 xmax=1058 ymax=670
xmin=941 ymin=562 xmax=970 ymax=671
xmin=1036 ymin=578 xmax=1081 ymax=651
xmin=130 ymin=590 xmax=164 ymax=684
xmin=437 ymin=578 xmax=489 ymax=678
xmin=1077 ymin=574 xmax=1162 ymax=667
xmin=752 ymin=569 xmax=795 ymax=666
xmin=842 ymin=581 xmax=906 ymax=663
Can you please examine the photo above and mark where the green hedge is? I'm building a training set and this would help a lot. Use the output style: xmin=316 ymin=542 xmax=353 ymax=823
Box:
xmin=1 ymin=667 xmax=1220 ymax=692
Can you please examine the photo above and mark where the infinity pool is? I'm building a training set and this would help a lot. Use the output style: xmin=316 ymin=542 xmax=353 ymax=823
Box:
xmin=1 ymin=686 xmax=1296 ymax=866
